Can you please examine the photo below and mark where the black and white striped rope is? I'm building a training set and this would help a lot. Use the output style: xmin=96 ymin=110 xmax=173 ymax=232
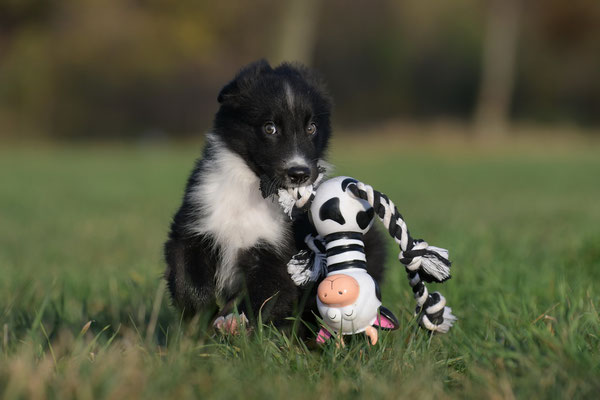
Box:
xmin=345 ymin=181 xmax=456 ymax=333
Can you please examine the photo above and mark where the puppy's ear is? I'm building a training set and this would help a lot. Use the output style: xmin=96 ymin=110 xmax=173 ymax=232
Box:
xmin=217 ymin=59 xmax=272 ymax=105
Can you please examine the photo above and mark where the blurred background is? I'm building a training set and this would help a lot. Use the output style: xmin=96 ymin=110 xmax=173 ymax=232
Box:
xmin=1 ymin=0 xmax=599 ymax=141
xmin=1 ymin=2 xmax=600 ymax=397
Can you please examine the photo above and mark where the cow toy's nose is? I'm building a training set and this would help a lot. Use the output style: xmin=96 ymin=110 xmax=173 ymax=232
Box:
xmin=317 ymin=274 xmax=360 ymax=307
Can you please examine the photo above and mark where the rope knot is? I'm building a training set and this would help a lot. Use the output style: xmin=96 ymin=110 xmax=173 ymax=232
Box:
xmin=277 ymin=172 xmax=324 ymax=218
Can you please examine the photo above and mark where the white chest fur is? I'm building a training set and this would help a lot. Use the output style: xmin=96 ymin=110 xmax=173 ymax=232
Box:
xmin=185 ymin=136 xmax=289 ymax=295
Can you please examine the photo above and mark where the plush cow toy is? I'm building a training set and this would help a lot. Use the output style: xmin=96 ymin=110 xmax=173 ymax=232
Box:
xmin=310 ymin=177 xmax=399 ymax=345
xmin=281 ymin=176 xmax=457 ymax=345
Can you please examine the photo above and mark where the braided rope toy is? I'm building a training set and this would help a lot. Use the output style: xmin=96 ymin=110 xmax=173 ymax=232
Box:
xmin=280 ymin=176 xmax=457 ymax=344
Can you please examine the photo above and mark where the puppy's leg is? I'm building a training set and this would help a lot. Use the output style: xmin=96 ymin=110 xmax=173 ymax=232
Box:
xmin=363 ymin=227 xmax=387 ymax=284
xmin=164 ymin=236 xmax=218 ymax=318
xmin=213 ymin=312 xmax=250 ymax=335
xmin=236 ymin=247 xmax=300 ymax=328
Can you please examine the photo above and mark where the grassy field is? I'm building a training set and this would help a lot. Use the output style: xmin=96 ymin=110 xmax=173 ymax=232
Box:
xmin=1 ymin=136 xmax=599 ymax=399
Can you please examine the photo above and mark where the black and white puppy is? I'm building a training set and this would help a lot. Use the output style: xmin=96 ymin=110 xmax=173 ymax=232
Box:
xmin=164 ymin=60 xmax=385 ymax=331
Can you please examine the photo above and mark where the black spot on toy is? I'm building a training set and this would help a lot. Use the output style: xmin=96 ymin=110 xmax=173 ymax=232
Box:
xmin=356 ymin=208 xmax=375 ymax=230
xmin=319 ymin=197 xmax=346 ymax=225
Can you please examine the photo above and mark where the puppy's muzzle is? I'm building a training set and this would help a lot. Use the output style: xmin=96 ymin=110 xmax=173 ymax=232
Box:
xmin=287 ymin=165 xmax=311 ymax=185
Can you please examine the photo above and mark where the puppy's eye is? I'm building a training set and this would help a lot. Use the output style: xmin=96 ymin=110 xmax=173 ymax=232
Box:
xmin=306 ymin=122 xmax=317 ymax=136
xmin=263 ymin=122 xmax=277 ymax=135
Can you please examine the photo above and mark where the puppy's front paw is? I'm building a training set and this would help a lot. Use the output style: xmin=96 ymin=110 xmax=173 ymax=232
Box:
xmin=213 ymin=313 xmax=249 ymax=335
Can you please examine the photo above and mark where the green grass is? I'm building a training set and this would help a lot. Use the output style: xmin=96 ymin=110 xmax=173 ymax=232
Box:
xmin=1 ymin=137 xmax=599 ymax=399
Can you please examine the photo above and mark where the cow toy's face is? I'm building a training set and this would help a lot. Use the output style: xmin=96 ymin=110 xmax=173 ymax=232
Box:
xmin=316 ymin=269 xmax=382 ymax=334
xmin=309 ymin=176 xmax=375 ymax=237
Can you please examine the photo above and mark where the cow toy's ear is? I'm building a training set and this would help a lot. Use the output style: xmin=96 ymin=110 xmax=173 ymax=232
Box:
xmin=374 ymin=306 xmax=399 ymax=330
xmin=217 ymin=59 xmax=272 ymax=105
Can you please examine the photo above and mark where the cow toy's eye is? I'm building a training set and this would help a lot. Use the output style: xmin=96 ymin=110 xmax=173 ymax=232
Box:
xmin=263 ymin=122 xmax=277 ymax=135
xmin=306 ymin=122 xmax=317 ymax=136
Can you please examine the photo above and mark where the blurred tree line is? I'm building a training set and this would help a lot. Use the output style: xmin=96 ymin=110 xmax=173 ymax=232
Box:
xmin=0 ymin=0 xmax=599 ymax=139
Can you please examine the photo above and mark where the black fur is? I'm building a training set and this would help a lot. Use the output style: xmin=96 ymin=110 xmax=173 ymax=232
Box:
xmin=164 ymin=60 xmax=387 ymax=330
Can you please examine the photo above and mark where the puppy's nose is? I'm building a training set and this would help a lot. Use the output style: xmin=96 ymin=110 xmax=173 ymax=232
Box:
xmin=287 ymin=166 xmax=311 ymax=184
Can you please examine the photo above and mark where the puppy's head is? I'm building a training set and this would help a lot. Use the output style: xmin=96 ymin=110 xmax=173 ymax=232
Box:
xmin=213 ymin=60 xmax=332 ymax=196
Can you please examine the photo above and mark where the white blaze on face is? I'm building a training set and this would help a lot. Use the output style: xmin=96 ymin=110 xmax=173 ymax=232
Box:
xmin=285 ymin=155 xmax=310 ymax=170
xmin=284 ymin=82 xmax=295 ymax=111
